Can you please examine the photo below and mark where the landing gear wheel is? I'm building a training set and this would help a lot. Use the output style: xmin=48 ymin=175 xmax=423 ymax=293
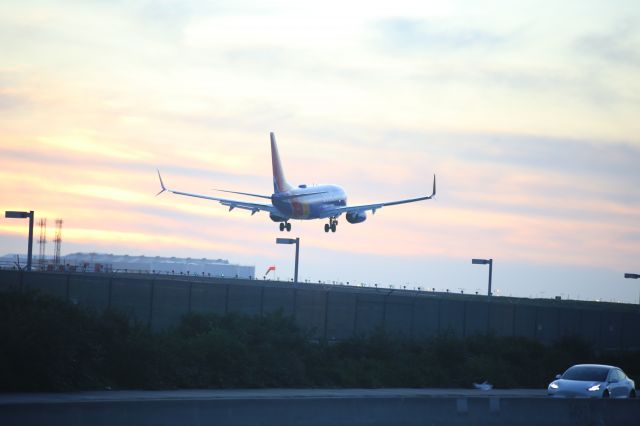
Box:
xmin=279 ymin=222 xmax=285 ymax=232
xmin=325 ymin=218 xmax=338 ymax=233
xmin=286 ymin=222 xmax=292 ymax=232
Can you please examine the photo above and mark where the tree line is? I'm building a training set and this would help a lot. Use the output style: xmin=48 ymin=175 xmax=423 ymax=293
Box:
xmin=1 ymin=288 xmax=637 ymax=392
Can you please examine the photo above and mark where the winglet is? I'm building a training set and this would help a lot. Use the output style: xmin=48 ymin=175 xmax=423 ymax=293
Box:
xmin=431 ymin=174 xmax=436 ymax=198
xmin=156 ymin=169 xmax=167 ymax=196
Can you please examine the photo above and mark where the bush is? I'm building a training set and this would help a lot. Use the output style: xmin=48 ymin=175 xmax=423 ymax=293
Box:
xmin=1 ymin=288 xmax=638 ymax=392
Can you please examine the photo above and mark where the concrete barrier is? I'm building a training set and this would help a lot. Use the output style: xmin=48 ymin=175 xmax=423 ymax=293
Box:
xmin=1 ymin=390 xmax=639 ymax=426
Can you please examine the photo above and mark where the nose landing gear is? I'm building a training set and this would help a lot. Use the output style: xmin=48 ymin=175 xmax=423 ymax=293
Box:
xmin=324 ymin=218 xmax=338 ymax=233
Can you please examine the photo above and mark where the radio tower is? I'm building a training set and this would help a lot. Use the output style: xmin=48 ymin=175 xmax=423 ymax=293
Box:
xmin=53 ymin=219 xmax=63 ymax=266
xmin=38 ymin=218 xmax=47 ymax=270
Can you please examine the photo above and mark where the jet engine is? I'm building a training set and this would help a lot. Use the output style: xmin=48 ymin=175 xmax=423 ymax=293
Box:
xmin=270 ymin=213 xmax=288 ymax=222
xmin=346 ymin=211 xmax=367 ymax=224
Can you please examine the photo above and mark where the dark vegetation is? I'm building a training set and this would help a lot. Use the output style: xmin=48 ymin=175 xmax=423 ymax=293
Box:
xmin=1 ymin=288 xmax=639 ymax=392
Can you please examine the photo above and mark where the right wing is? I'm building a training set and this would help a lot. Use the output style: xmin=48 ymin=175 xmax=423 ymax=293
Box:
xmin=324 ymin=174 xmax=436 ymax=217
xmin=156 ymin=170 xmax=278 ymax=216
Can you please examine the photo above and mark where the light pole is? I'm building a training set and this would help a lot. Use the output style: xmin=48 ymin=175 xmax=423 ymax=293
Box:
xmin=472 ymin=258 xmax=493 ymax=296
xmin=625 ymin=273 xmax=640 ymax=305
xmin=5 ymin=210 xmax=34 ymax=271
xmin=276 ymin=237 xmax=299 ymax=283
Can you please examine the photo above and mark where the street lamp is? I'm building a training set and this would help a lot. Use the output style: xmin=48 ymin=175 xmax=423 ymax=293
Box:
xmin=625 ymin=273 xmax=640 ymax=305
xmin=276 ymin=237 xmax=299 ymax=283
xmin=5 ymin=210 xmax=34 ymax=271
xmin=472 ymin=258 xmax=493 ymax=296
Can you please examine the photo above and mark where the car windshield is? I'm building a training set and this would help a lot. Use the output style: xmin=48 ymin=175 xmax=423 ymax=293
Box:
xmin=562 ymin=366 xmax=609 ymax=382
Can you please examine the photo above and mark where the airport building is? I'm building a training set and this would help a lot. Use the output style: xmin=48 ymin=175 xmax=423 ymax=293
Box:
xmin=0 ymin=252 xmax=255 ymax=279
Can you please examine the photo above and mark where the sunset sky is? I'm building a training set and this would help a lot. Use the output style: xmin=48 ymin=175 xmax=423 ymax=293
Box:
xmin=1 ymin=1 xmax=639 ymax=302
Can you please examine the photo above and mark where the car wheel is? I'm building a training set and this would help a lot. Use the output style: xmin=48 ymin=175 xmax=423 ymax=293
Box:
xmin=602 ymin=390 xmax=610 ymax=398
xmin=630 ymin=390 xmax=636 ymax=398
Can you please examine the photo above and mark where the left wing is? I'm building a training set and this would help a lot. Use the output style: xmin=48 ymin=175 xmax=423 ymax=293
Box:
xmin=326 ymin=174 xmax=436 ymax=217
xmin=156 ymin=170 xmax=278 ymax=215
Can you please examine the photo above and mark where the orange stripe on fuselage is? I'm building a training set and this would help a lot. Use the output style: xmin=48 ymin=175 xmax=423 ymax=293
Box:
xmin=291 ymin=201 xmax=311 ymax=219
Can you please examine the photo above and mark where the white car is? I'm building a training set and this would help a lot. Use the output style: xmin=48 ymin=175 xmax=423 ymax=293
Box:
xmin=548 ymin=364 xmax=636 ymax=398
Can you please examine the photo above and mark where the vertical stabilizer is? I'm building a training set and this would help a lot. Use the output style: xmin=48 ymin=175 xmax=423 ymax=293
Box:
xmin=270 ymin=132 xmax=292 ymax=193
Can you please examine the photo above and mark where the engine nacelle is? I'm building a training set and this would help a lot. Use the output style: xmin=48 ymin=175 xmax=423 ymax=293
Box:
xmin=270 ymin=213 xmax=287 ymax=223
xmin=346 ymin=211 xmax=367 ymax=224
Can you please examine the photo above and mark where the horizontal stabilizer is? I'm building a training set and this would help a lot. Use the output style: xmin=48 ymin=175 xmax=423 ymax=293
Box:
xmin=278 ymin=191 xmax=327 ymax=200
xmin=214 ymin=188 xmax=271 ymax=200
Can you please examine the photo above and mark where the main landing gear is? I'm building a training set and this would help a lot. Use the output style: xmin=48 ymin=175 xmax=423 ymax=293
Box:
xmin=324 ymin=218 xmax=338 ymax=233
xmin=279 ymin=222 xmax=292 ymax=232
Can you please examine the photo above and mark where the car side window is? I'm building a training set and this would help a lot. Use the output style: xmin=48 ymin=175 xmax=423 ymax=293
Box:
xmin=611 ymin=370 xmax=623 ymax=382
xmin=608 ymin=370 xmax=618 ymax=383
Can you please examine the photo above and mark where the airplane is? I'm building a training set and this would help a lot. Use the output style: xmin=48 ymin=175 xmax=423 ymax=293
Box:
xmin=156 ymin=132 xmax=436 ymax=233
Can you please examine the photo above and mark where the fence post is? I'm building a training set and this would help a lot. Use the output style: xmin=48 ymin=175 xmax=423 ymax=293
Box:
xmin=323 ymin=290 xmax=330 ymax=341
xmin=462 ymin=301 xmax=467 ymax=338
xmin=260 ymin=286 xmax=264 ymax=316
xmin=107 ymin=275 xmax=113 ymax=310
xmin=224 ymin=284 xmax=230 ymax=314
xmin=65 ymin=273 xmax=70 ymax=301
xmin=352 ymin=294 xmax=359 ymax=337
xmin=148 ymin=279 xmax=155 ymax=327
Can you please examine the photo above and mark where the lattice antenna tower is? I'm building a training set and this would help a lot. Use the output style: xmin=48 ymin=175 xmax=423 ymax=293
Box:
xmin=37 ymin=218 xmax=47 ymax=270
xmin=53 ymin=219 xmax=63 ymax=266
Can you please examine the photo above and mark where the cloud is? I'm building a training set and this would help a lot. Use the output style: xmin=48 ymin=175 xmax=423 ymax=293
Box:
xmin=373 ymin=18 xmax=509 ymax=53
xmin=1 ymin=1 xmax=640 ymax=302
xmin=575 ymin=22 xmax=640 ymax=68
xmin=0 ymin=91 xmax=29 ymax=110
